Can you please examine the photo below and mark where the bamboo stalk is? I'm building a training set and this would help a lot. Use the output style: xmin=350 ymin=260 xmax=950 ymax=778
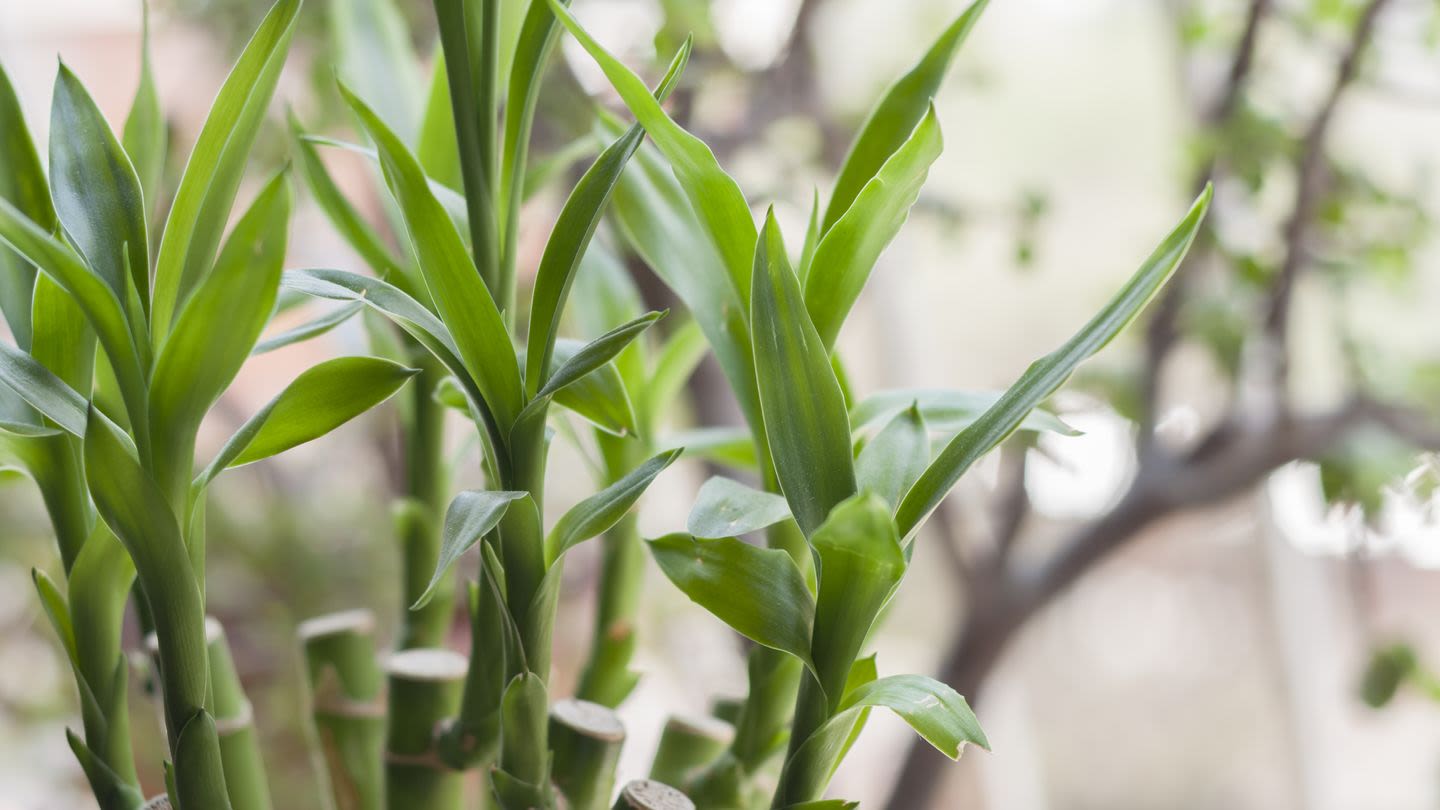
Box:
xmin=299 ymin=610 xmax=385 ymax=810
xmin=611 ymin=780 xmax=694 ymax=810
xmin=577 ymin=434 xmax=645 ymax=707
xmin=147 ymin=619 xmax=271 ymax=810
xmin=550 ymin=699 xmax=625 ymax=810
xmin=385 ymin=648 xmax=467 ymax=810
xmin=206 ymin=618 xmax=274 ymax=810
xmin=397 ymin=361 xmax=453 ymax=650
xmin=649 ymin=714 xmax=733 ymax=789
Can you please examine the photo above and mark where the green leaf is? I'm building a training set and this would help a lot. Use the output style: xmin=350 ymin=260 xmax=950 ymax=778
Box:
xmin=822 ymin=0 xmax=987 ymax=232
xmin=658 ymin=426 xmax=758 ymax=472
xmin=341 ymin=83 xmax=524 ymax=431
xmin=895 ymin=185 xmax=1211 ymax=538
xmin=609 ymin=134 xmax=760 ymax=429
xmin=413 ymin=490 xmax=528 ymax=610
xmin=148 ymin=172 xmax=291 ymax=474
xmin=644 ymin=319 xmax=707 ymax=429
xmin=805 ymin=106 xmax=942 ymax=348
xmin=0 ymin=340 xmax=88 ymax=436
xmin=198 ymin=356 xmax=420 ymax=485
xmin=500 ymin=0 xmax=568 ymax=256
xmin=431 ymin=0 xmax=501 ymax=296
xmin=648 ymin=532 xmax=815 ymax=671
xmin=549 ymin=338 xmax=639 ymax=437
xmin=282 ymin=268 xmax=502 ymax=449
xmin=417 ymin=53 xmax=461 ymax=190
xmin=531 ymin=311 xmax=664 ymax=406
xmin=290 ymin=113 xmax=408 ymax=280
xmin=151 ymin=0 xmax=302 ymax=337
xmin=49 ymin=63 xmax=150 ymax=313
xmin=31 ymin=274 xmax=95 ymax=394
xmin=329 ymin=0 xmax=421 ymax=142
xmin=252 ymin=301 xmax=365 ymax=355
xmin=784 ymin=802 xmax=858 ymax=810
xmin=751 ymin=211 xmax=855 ymax=537
xmin=524 ymin=40 xmax=689 ymax=397
xmin=687 ymin=476 xmax=792 ymax=539
xmin=808 ymin=494 xmax=905 ymax=707
xmin=550 ymin=0 xmax=757 ymax=301
xmin=32 ymin=568 xmax=78 ymax=667
xmin=122 ymin=0 xmax=166 ymax=217
xmin=851 ymin=388 xmax=1075 ymax=436
xmin=855 ymin=404 xmax=929 ymax=509
xmin=547 ymin=448 xmax=681 ymax=564
xmin=784 ymin=675 xmax=985 ymax=802
xmin=0 ymin=62 xmax=55 ymax=348
xmin=0 ymin=199 xmax=145 ymax=429
xmin=65 ymin=728 xmax=146 ymax=810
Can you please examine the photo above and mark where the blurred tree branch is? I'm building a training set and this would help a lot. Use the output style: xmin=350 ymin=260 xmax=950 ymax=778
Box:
xmin=883 ymin=1 xmax=1432 ymax=806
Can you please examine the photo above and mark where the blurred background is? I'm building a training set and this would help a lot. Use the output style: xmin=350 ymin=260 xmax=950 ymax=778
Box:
xmin=5 ymin=0 xmax=1440 ymax=807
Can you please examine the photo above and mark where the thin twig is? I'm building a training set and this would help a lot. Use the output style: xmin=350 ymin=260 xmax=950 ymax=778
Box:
xmin=1263 ymin=0 xmax=1392 ymax=396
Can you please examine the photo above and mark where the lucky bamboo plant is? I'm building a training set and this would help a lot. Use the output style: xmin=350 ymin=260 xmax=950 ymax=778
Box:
xmin=540 ymin=0 xmax=1212 ymax=805
xmin=0 ymin=1 xmax=423 ymax=807
xmin=3 ymin=0 xmax=1216 ymax=808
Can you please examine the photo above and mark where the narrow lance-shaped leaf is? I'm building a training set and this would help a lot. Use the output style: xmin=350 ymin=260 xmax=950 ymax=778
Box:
xmin=151 ymin=0 xmax=302 ymax=338
xmin=608 ymin=131 xmax=761 ymax=430
xmin=329 ymin=0 xmax=421 ymax=142
xmin=821 ymin=0 xmax=988 ymax=232
xmin=529 ymin=311 xmax=665 ymax=409
xmin=805 ymin=106 xmax=942 ymax=349
xmin=807 ymin=494 xmax=905 ymax=711
xmin=855 ymin=403 xmax=929 ymax=510
xmin=896 ymin=185 xmax=1213 ymax=538
xmin=289 ymin=113 xmax=409 ymax=281
xmin=851 ymin=388 xmax=1075 ymax=436
xmin=524 ymin=39 xmax=689 ymax=397
xmin=432 ymin=0 xmax=500 ymax=297
xmin=648 ymin=533 xmax=816 ymax=673
xmin=148 ymin=172 xmax=291 ymax=481
xmin=548 ymin=337 xmax=639 ymax=437
xmin=751 ymin=211 xmax=856 ymax=537
xmin=281 ymin=268 xmax=505 ymax=458
xmin=500 ymin=0 xmax=569 ymax=257
xmin=0 ymin=62 xmax=56 ymax=348
xmin=412 ymin=490 xmax=528 ymax=610
xmin=122 ymin=0 xmax=166 ymax=216
xmin=549 ymin=0 xmax=757 ymax=303
xmin=687 ymin=476 xmax=793 ymax=539
xmin=340 ymin=82 xmax=524 ymax=433
xmin=31 ymin=273 xmax=96 ymax=395
xmin=546 ymin=448 xmax=681 ymax=564
xmin=0 ymin=208 xmax=144 ymax=431
xmin=197 ymin=356 xmax=421 ymax=486
xmin=252 ymin=300 xmax=365 ymax=355
xmin=0 ymin=340 xmax=89 ymax=436
xmin=50 ymin=62 xmax=150 ymax=314
xmin=783 ymin=674 xmax=986 ymax=804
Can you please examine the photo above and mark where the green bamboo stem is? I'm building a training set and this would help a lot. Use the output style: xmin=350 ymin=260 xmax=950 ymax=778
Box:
xmin=550 ymin=699 xmax=625 ymax=810
xmin=133 ymin=532 xmax=230 ymax=810
xmin=611 ymin=780 xmax=694 ymax=810
xmin=206 ymin=618 xmax=274 ymax=810
xmin=576 ymin=434 xmax=645 ymax=707
xmin=385 ymin=648 xmax=467 ymax=810
xmin=67 ymin=525 xmax=141 ymax=803
xmin=648 ymin=714 xmax=733 ymax=789
xmin=299 ymin=610 xmax=385 ymax=810
xmin=146 ymin=619 xmax=269 ymax=810
xmin=397 ymin=360 xmax=453 ymax=650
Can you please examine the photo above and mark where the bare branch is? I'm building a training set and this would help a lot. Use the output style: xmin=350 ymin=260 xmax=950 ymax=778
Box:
xmin=1139 ymin=0 xmax=1273 ymax=454
xmin=1263 ymin=0 xmax=1393 ymax=395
